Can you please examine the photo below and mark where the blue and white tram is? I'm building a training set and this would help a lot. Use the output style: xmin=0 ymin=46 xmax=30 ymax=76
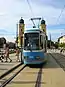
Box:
xmin=22 ymin=28 xmax=47 ymax=64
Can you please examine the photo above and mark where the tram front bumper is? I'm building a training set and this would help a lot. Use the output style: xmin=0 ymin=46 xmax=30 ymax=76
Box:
xmin=23 ymin=57 xmax=46 ymax=64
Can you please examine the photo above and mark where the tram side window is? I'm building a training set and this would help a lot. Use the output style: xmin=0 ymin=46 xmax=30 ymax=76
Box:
xmin=24 ymin=34 xmax=28 ymax=48
xmin=40 ymin=35 xmax=43 ymax=49
xmin=43 ymin=37 xmax=45 ymax=51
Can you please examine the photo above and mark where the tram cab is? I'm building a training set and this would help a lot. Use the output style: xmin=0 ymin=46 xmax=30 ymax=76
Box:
xmin=22 ymin=28 xmax=47 ymax=64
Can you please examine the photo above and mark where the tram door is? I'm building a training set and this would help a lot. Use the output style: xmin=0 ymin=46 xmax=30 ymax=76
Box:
xmin=40 ymin=34 xmax=46 ymax=52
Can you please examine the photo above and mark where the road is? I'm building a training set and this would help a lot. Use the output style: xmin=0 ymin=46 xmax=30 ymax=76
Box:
xmin=0 ymin=50 xmax=65 ymax=87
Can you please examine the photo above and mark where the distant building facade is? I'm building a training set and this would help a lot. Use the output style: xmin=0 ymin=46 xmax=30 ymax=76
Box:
xmin=58 ymin=35 xmax=65 ymax=43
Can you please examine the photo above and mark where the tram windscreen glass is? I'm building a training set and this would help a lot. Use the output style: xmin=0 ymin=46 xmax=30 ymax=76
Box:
xmin=24 ymin=33 xmax=39 ymax=50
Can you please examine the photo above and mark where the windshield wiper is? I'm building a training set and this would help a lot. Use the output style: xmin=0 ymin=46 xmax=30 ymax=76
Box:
xmin=25 ymin=43 xmax=32 ymax=51
xmin=28 ymin=43 xmax=32 ymax=51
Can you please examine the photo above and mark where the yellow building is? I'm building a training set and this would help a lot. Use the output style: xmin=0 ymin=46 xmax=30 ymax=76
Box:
xmin=58 ymin=35 xmax=65 ymax=43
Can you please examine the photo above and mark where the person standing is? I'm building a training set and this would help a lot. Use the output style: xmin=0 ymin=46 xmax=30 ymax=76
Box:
xmin=5 ymin=44 xmax=12 ymax=62
xmin=16 ymin=47 xmax=20 ymax=62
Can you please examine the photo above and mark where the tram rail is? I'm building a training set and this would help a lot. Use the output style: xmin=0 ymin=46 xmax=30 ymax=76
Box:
xmin=49 ymin=53 xmax=65 ymax=71
xmin=35 ymin=64 xmax=43 ymax=87
xmin=0 ymin=63 xmax=22 ymax=79
xmin=0 ymin=64 xmax=43 ymax=87
xmin=59 ymin=53 xmax=65 ymax=58
xmin=0 ymin=64 xmax=26 ymax=87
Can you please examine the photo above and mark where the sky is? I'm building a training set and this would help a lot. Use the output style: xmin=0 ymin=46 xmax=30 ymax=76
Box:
xmin=0 ymin=0 xmax=65 ymax=42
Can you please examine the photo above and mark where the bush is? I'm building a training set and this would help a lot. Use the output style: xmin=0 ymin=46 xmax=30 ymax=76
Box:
xmin=9 ymin=49 xmax=16 ymax=54
xmin=59 ymin=43 xmax=65 ymax=48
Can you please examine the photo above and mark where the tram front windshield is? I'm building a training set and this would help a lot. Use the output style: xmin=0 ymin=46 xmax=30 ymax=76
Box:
xmin=24 ymin=33 xmax=39 ymax=50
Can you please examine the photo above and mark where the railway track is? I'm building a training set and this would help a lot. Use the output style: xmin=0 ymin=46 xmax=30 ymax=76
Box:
xmin=0 ymin=64 xmax=44 ymax=87
xmin=0 ymin=63 xmax=22 ymax=79
xmin=35 ymin=65 xmax=43 ymax=87
xmin=0 ymin=64 xmax=26 ymax=87
xmin=0 ymin=53 xmax=65 ymax=87
xmin=49 ymin=53 xmax=65 ymax=71
xmin=59 ymin=53 xmax=65 ymax=58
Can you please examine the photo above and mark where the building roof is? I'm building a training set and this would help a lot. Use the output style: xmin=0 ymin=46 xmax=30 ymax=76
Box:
xmin=58 ymin=35 xmax=65 ymax=42
xmin=58 ymin=35 xmax=65 ymax=39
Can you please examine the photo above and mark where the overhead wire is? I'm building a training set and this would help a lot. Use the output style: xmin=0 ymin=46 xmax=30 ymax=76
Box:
xmin=26 ymin=0 xmax=34 ymax=16
xmin=56 ymin=5 xmax=65 ymax=24
xmin=56 ymin=5 xmax=65 ymax=37
xmin=26 ymin=0 xmax=36 ymax=27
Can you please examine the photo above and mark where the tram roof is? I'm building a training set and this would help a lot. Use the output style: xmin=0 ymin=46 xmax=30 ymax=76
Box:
xmin=24 ymin=28 xmax=42 ymax=33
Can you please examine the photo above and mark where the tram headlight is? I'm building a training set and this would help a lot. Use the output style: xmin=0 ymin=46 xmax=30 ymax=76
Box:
xmin=36 ymin=56 xmax=40 ymax=59
xmin=24 ymin=56 xmax=28 ymax=59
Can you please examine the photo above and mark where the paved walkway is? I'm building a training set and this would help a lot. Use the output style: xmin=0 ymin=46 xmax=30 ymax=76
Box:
xmin=48 ymin=49 xmax=65 ymax=55
xmin=0 ymin=53 xmax=21 ymax=76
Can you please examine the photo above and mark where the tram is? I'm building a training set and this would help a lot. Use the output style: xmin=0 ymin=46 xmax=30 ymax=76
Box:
xmin=17 ymin=17 xmax=47 ymax=64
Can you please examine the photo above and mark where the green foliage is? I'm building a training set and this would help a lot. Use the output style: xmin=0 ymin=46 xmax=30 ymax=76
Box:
xmin=59 ymin=43 xmax=65 ymax=48
xmin=0 ymin=37 xmax=6 ymax=48
xmin=54 ymin=42 xmax=59 ymax=49
xmin=47 ymin=40 xmax=59 ymax=49
xmin=9 ymin=49 xmax=16 ymax=54
xmin=47 ymin=40 xmax=54 ymax=48
xmin=15 ymin=37 xmax=18 ymax=43
xmin=8 ymin=42 xmax=16 ymax=49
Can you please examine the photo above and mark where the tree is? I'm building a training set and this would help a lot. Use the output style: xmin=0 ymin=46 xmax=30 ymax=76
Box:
xmin=0 ymin=37 xmax=6 ymax=48
xmin=54 ymin=42 xmax=58 ymax=49
xmin=7 ymin=42 xmax=16 ymax=49
xmin=59 ymin=43 xmax=65 ymax=48
xmin=47 ymin=40 xmax=54 ymax=48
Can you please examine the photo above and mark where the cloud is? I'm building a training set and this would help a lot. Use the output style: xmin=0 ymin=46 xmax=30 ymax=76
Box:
xmin=0 ymin=0 xmax=65 ymax=42
xmin=0 ymin=29 xmax=16 ymax=42
xmin=47 ymin=28 xmax=65 ymax=41
xmin=31 ymin=0 xmax=65 ymax=9
xmin=0 ymin=29 xmax=15 ymax=36
xmin=15 ymin=0 xmax=65 ymax=25
xmin=2 ymin=36 xmax=15 ymax=43
xmin=0 ymin=0 xmax=65 ymax=26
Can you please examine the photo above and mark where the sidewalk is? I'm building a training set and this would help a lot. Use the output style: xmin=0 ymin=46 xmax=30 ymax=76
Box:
xmin=48 ymin=49 xmax=65 ymax=56
xmin=0 ymin=53 xmax=21 ymax=76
